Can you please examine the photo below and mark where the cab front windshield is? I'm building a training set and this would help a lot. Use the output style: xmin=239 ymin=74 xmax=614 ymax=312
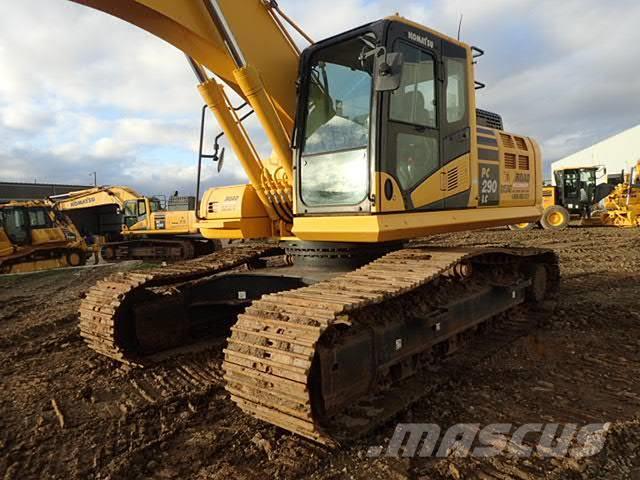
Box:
xmin=300 ymin=34 xmax=375 ymax=207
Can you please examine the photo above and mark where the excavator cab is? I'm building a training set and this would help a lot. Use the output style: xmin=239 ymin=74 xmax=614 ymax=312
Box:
xmin=295 ymin=20 xmax=473 ymax=216
xmin=123 ymin=198 xmax=154 ymax=229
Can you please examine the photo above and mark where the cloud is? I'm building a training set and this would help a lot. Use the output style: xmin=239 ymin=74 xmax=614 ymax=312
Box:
xmin=0 ymin=0 xmax=639 ymax=196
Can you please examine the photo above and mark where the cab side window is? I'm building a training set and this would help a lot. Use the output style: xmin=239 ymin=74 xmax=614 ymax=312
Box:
xmin=137 ymin=200 xmax=147 ymax=217
xmin=389 ymin=41 xmax=440 ymax=192
xmin=28 ymin=208 xmax=53 ymax=229
xmin=445 ymin=58 xmax=467 ymax=124
xmin=395 ymin=133 xmax=439 ymax=190
xmin=390 ymin=43 xmax=436 ymax=128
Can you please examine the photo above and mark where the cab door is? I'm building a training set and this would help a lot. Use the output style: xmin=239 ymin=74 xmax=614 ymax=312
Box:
xmin=379 ymin=27 xmax=443 ymax=212
xmin=440 ymin=41 xmax=472 ymax=209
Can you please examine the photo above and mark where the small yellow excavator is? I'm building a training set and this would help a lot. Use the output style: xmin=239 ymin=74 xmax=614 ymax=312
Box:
xmin=70 ymin=0 xmax=559 ymax=445
xmin=0 ymin=200 xmax=87 ymax=274
xmin=52 ymin=186 xmax=219 ymax=261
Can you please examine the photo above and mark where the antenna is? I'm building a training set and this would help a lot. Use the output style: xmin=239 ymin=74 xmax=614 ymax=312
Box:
xmin=457 ymin=14 xmax=464 ymax=41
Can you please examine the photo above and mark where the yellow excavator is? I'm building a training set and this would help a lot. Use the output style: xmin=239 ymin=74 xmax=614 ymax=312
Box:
xmin=72 ymin=0 xmax=559 ymax=444
xmin=52 ymin=186 xmax=219 ymax=261
xmin=0 ymin=200 xmax=87 ymax=274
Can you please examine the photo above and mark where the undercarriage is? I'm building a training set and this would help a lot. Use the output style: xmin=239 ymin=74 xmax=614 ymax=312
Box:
xmin=79 ymin=242 xmax=558 ymax=443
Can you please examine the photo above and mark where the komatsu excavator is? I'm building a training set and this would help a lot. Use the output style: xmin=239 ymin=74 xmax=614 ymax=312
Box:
xmin=53 ymin=186 xmax=219 ymax=261
xmin=73 ymin=0 xmax=559 ymax=444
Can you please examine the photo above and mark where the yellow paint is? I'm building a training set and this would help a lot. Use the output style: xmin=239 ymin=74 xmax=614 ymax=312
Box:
xmin=410 ymin=154 xmax=471 ymax=209
xmin=31 ymin=228 xmax=67 ymax=246
xmin=197 ymin=184 xmax=272 ymax=239
xmin=293 ymin=206 xmax=542 ymax=243
xmin=377 ymin=173 xmax=405 ymax=212
xmin=542 ymin=186 xmax=556 ymax=210
xmin=0 ymin=229 xmax=13 ymax=257
xmin=54 ymin=186 xmax=140 ymax=211
xmin=485 ymin=130 xmax=540 ymax=208
xmin=126 ymin=210 xmax=199 ymax=237
xmin=0 ymin=200 xmax=88 ymax=274
xmin=5 ymin=258 xmax=69 ymax=275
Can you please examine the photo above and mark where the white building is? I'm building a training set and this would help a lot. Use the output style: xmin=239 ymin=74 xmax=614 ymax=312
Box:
xmin=551 ymin=124 xmax=640 ymax=184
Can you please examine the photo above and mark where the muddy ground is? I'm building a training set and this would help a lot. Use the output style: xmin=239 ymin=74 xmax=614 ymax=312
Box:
xmin=1 ymin=227 xmax=639 ymax=479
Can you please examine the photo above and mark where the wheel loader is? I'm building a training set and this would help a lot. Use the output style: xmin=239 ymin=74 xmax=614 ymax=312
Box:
xmin=52 ymin=186 xmax=219 ymax=261
xmin=0 ymin=200 xmax=88 ymax=274
xmin=509 ymin=166 xmax=616 ymax=231
xmin=510 ymin=164 xmax=640 ymax=231
xmin=69 ymin=0 xmax=559 ymax=444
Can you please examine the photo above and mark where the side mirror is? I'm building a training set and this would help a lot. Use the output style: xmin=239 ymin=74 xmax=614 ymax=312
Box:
xmin=375 ymin=51 xmax=403 ymax=92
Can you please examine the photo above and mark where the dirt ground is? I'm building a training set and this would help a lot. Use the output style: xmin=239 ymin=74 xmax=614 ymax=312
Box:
xmin=1 ymin=226 xmax=639 ymax=480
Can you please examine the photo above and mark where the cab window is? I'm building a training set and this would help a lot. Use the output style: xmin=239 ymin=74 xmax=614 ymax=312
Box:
xmin=124 ymin=201 xmax=138 ymax=218
xmin=390 ymin=43 xmax=436 ymax=128
xmin=149 ymin=199 xmax=163 ymax=213
xmin=3 ymin=208 xmax=29 ymax=244
xmin=446 ymin=58 xmax=467 ymax=124
xmin=396 ymin=133 xmax=439 ymax=190
xmin=28 ymin=208 xmax=53 ymax=229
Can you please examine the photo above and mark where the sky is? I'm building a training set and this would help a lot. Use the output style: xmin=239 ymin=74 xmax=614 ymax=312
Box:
xmin=1 ymin=0 xmax=639 ymax=196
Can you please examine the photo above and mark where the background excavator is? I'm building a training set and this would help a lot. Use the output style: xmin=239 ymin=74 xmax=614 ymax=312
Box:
xmin=52 ymin=186 xmax=219 ymax=261
xmin=72 ymin=0 xmax=558 ymax=444
xmin=0 ymin=200 xmax=87 ymax=274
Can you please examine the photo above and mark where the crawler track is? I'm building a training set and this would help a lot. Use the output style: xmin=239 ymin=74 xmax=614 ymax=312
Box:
xmin=224 ymin=246 xmax=559 ymax=444
xmin=79 ymin=243 xmax=281 ymax=365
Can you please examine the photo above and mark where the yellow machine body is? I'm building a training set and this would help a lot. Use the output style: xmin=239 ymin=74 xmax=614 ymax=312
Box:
xmin=603 ymin=183 xmax=640 ymax=227
xmin=54 ymin=186 xmax=140 ymax=211
xmin=72 ymin=0 xmax=543 ymax=244
xmin=196 ymin=184 xmax=271 ymax=240
xmin=53 ymin=186 xmax=201 ymax=239
xmin=0 ymin=200 xmax=88 ymax=274
xmin=125 ymin=208 xmax=198 ymax=236
xmin=293 ymin=128 xmax=541 ymax=242
xmin=542 ymin=186 xmax=557 ymax=210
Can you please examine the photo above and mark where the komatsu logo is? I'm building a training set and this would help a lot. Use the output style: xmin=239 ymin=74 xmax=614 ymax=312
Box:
xmin=69 ymin=197 xmax=96 ymax=208
xmin=407 ymin=31 xmax=434 ymax=49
